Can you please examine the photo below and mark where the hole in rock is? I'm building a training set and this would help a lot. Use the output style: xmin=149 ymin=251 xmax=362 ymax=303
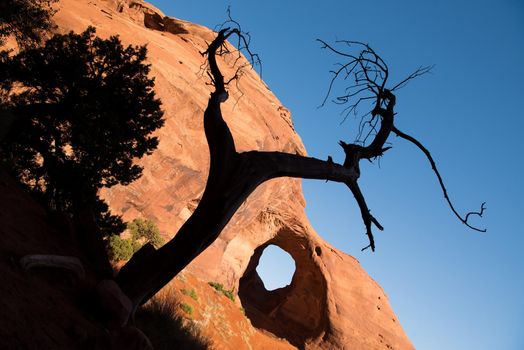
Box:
xmin=256 ymin=244 xmax=296 ymax=291
xmin=315 ymin=246 xmax=322 ymax=256
xmin=239 ymin=236 xmax=328 ymax=348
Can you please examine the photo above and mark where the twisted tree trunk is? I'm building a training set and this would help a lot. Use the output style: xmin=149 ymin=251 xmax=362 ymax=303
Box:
xmin=116 ymin=29 xmax=361 ymax=309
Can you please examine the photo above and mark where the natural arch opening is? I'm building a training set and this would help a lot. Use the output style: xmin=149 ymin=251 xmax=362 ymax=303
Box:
xmin=256 ymin=244 xmax=296 ymax=291
xmin=238 ymin=229 xmax=329 ymax=348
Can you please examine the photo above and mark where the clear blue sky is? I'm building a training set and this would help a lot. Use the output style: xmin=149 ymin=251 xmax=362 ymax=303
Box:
xmin=149 ymin=1 xmax=524 ymax=349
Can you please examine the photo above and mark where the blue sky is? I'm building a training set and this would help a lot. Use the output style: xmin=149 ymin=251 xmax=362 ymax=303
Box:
xmin=149 ymin=1 xmax=524 ymax=349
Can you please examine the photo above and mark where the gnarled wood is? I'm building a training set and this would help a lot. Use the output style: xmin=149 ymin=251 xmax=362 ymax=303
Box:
xmin=116 ymin=29 xmax=361 ymax=308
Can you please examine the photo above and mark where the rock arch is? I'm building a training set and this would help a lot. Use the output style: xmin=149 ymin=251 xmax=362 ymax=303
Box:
xmin=238 ymin=226 xmax=329 ymax=348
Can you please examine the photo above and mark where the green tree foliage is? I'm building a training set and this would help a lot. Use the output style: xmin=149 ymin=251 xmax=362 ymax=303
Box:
xmin=0 ymin=27 xmax=164 ymax=235
xmin=0 ymin=0 xmax=56 ymax=48
xmin=128 ymin=218 xmax=165 ymax=248
xmin=108 ymin=235 xmax=141 ymax=261
xmin=108 ymin=217 xmax=163 ymax=261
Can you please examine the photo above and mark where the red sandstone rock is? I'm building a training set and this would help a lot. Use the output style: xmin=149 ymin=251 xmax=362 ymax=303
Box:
xmin=52 ymin=1 xmax=415 ymax=349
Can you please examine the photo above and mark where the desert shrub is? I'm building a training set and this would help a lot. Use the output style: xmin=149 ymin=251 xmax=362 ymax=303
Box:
xmin=181 ymin=288 xmax=198 ymax=301
xmin=208 ymin=281 xmax=235 ymax=302
xmin=180 ymin=302 xmax=193 ymax=316
xmin=208 ymin=281 xmax=223 ymax=291
xmin=107 ymin=235 xmax=141 ymax=261
xmin=128 ymin=218 xmax=165 ymax=248
xmin=222 ymin=289 xmax=235 ymax=302
xmin=108 ymin=219 xmax=165 ymax=261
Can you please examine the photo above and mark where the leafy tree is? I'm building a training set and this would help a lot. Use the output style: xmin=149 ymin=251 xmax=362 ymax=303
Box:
xmin=0 ymin=27 xmax=164 ymax=235
xmin=128 ymin=218 xmax=165 ymax=248
xmin=0 ymin=0 xmax=56 ymax=48
xmin=108 ymin=217 xmax=166 ymax=262
xmin=0 ymin=0 xmax=56 ymax=142
xmin=108 ymin=235 xmax=139 ymax=261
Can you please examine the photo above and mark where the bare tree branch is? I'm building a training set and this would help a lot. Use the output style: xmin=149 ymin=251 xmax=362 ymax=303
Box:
xmin=317 ymin=38 xmax=486 ymax=250
xmin=391 ymin=65 xmax=434 ymax=91
xmin=117 ymin=27 xmax=370 ymax=308
xmin=392 ymin=126 xmax=486 ymax=232
xmin=202 ymin=8 xmax=261 ymax=95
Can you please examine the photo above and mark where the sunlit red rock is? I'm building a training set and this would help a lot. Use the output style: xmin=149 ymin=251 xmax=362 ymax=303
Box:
xmin=52 ymin=1 xmax=415 ymax=348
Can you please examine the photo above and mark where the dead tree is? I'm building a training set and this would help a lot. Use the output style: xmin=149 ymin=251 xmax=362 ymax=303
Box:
xmin=317 ymin=39 xmax=486 ymax=250
xmin=116 ymin=30 xmax=485 ymax=309
xmin=116 ymin=28 xmax=361 ymax=308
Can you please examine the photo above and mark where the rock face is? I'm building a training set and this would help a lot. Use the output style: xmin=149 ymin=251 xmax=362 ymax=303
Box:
xmin=53 ymin=1 xmax=415 ymax=349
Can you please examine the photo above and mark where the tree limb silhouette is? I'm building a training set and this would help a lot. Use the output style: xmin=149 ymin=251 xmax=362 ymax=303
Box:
xmin=317 ymin=39 xmax=486 ymax=248
xmin=392 ymin=126 xmax=486 ymax=232
xmin=116 ymin=30 xmax=486 ymax=311
xmin=116 ymin=28 xmax=360 ymax=309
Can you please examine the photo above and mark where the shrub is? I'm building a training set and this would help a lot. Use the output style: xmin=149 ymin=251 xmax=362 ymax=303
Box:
xmin=179 ymin=302 xmax=193 ymax=316
xmin=222 ymin=290 xmax=235 ymax=302
xmin=181 ymin=288 xmax=198 ymax=301
xmin=108 ymin=235 xmax=135 ymax=261
xmin=128 ymin=218 xmax=165 ymax=248
xmin=208 ymin=281 xmax=235 ymax=302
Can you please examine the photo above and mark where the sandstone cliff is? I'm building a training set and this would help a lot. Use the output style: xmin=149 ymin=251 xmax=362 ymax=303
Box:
xmin=49 ymin=1 xmax=415 ymax=348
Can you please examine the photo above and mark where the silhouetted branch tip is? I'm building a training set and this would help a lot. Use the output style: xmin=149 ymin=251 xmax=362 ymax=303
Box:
xmin=370 ymin=214 xmax=384 ymax=231
xmin=318 ymin=39 xmax=485 ymax=251
xmin=392 ymin=126 xmax=486 ymax=233
xmin=361 ymin=244 xmax=373 ymax=252
xmin=200 ymin=12 xmax=261 ymax=103
xmin=464 ymin=202 xmax=487 ymax=231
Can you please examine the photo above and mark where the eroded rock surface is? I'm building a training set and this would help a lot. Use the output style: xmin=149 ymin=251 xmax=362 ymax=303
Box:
xmin=53 ymin=1 xmax=415 ymax=349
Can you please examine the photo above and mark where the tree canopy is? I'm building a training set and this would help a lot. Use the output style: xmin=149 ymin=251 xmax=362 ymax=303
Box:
xmin=1 ymin=27 xmax=164 ymax=234
xmin=128 ymin=218 xmax=165 ymax=249
xmin=0 ymin=0 xmax=56 ymax=48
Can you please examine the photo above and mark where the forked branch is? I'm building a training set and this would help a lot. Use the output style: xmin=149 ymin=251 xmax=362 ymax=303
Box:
xmin=316 ymin=39 xmax=396 ymax=250
xmin=117 ymin=22 xmax=368 ymax=308
xmin=200 ymin=10 xmax=261 ymax=99
xmin=318 ymin=39 xmax=486 ymax=250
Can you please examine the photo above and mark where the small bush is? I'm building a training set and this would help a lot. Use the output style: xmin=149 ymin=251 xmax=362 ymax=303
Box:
xmin=181 ymin=288 xmax=198 ymax=301
xmin=108 ymin=235 xmax=135 ymax=261
xmin=222 ymin=290 xmax=235 ymax=302
xmin=128 ymin=218 xmax=165 ymax=248
xmin=180 ymin=302 xmax=193 ymax=316
xmin=208 ymin=281 xmax=235 ymax=302
xmin=208 ymin=281 xmax=224 ymax=292
xmin=107 ymin=234 xmax=142 ymax=261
